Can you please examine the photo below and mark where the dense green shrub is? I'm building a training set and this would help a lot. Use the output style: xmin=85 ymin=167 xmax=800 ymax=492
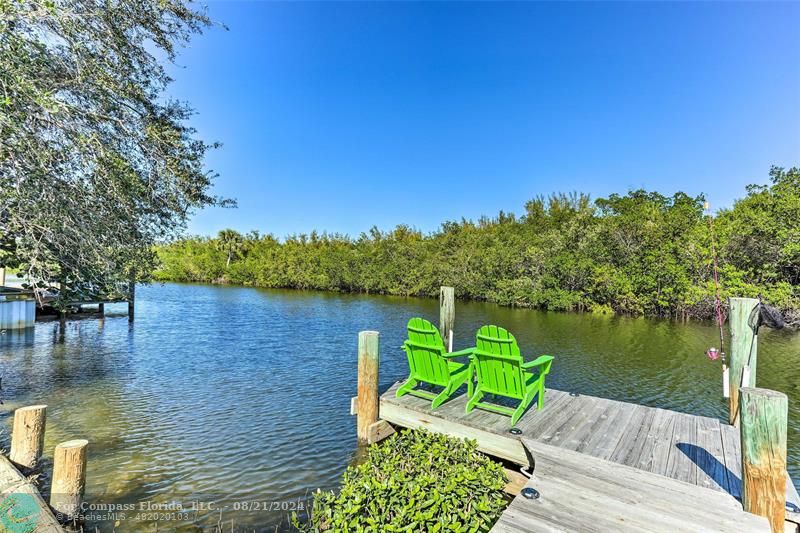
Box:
xmin=155 ymin=167 xmax=800 ymax=321
xmin=294 ymin=429 xmax=508 ymax=532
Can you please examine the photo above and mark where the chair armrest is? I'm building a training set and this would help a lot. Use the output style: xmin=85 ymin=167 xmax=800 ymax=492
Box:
xmin=444 ymin=347 xmax=475 ymax=358
xmin=521 ymin=355 xmax=554 ymax=369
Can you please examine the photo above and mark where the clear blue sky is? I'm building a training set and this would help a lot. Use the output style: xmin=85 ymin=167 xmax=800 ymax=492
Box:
xmin=169 ymin=1 xmax=800 ymax=238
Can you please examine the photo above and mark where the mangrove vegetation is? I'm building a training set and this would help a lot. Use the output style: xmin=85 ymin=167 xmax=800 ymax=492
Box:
xmin=156 ymin=167 xmax=800 ymax=321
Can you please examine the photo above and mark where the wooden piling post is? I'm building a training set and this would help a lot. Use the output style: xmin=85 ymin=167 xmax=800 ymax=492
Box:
xmin=728 ymin=297 xmax=759 ymax=425
xmin=50 ymin=439 xmax=88 ymax=519
xmin=128 ymin=277 xmax=135 ymax=322
xmin=98 ymin=302 xmax=104 ymax=316
xmin=739 ymin=387 xmax=787 ymax=532
xmin=59 ymin=281 xmax=67 ymax=327
xmin=357 ymin=331 xmax=380 ymax=444
xmin=439 ymin=286 xmax=455 ymax=352
xmin=9 ymin=405 xmax=47 ymax=469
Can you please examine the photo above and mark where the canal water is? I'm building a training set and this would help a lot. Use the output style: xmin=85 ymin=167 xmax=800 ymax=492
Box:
xmin=1 ymin=282 xmax=798 ymax=530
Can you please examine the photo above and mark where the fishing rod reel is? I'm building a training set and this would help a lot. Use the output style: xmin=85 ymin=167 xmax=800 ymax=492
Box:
xmin=705 ymin=347 xmax=721 ymax=361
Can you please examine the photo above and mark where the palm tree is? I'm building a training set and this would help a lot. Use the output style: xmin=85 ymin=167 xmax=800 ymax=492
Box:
xmin=216 ymin=229 xmax=243 ymax=267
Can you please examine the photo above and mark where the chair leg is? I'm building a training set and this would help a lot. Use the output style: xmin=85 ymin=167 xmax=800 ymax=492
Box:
xmin=512 ymin=389 xmax=538 ymax=425
xmin=432 ymin=384 xmax=454 ymax=409
xmin=466 ymin=388 xmax=484 ymax=414
xmin=511 ymin=398 xmax=530 ymax=426
xmin=396 ymin=378 xmax=418 ymax=398
xmin=537 ymin=385 xmax=545 ymax=409
xmin=466 ymin=364 xmax=474 ymax=399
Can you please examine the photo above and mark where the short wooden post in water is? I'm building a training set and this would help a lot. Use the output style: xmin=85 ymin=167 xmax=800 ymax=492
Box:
xmin=9 ymin=405 xmax=47 ymax=469
xmin=739 ymin=387 xmax=787 ymax=532
xmin=50 ymin=439 xmax=88 ymax=519
xmin=439 ymin=286 xmax=455 ymax=351
xmin=128 ymin=277 xmax=135 ymax=322
xmin=59 ymin=281 xmax=67 ymax=327
xmin=356 ymin=331 xmax=380 ymax=444
xmin=98 ymin=302 xmax=104 ymax=316
xmin=728 ymin=297 xmax=759 ymax=426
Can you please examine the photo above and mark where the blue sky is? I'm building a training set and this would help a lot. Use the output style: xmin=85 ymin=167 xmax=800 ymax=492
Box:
xmin=169 ymin=1 xmax=800 ymax=238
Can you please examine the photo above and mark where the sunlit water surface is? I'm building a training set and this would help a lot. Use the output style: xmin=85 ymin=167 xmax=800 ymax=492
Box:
xmin=1 ymin=283 xmax=798 ymax=531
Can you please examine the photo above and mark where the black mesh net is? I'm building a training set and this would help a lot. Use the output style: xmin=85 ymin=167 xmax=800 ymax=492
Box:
xmin=748 ymin=302 xmax=785 ymax=331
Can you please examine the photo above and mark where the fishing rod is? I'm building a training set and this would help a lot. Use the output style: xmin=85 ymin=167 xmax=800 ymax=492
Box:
xmin=704 ymin=201 xmax=729 ymax=398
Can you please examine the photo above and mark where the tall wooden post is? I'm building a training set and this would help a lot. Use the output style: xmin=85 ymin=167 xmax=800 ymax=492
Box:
xmin=128 ymin=277 xmax=135 ymax=322
xmin=59 ymin=281 xmax=67 ymax=327
xmin=357 ymin=331 xmax=380 ymax=444
xmin=50 ymin=439 xmax=88 ymax=519
xmin=0 ymin=266 xmax=5 ymax=286
xmin=740 ymin=387 xmax=787 ymax=532
xmin=9 ymin=405 xmax=47 ymax=469
xmin=439 ymin=286 xmax=455 ymax=352
xmin=728 ymin=297 xmax=759 ymax=426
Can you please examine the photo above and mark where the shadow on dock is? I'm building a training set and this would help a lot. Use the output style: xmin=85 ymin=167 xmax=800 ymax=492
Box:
xmin=678 ymin=442 xmax=743 ymax=501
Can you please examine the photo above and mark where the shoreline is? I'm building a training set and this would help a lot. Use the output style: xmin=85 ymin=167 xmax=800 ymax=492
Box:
xmin=151 ymin=276 xmax=800 ymax=328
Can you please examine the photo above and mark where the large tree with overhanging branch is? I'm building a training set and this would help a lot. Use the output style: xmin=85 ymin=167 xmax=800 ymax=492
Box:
xmin=0 ymin=0 xmax=230 ymax=304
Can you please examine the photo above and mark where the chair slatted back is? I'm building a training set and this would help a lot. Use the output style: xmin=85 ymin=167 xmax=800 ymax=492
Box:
xmin=473 ymin=325 xmax=525 ymax=398
xmin=403 ymin=317 xmax=450 ymax=386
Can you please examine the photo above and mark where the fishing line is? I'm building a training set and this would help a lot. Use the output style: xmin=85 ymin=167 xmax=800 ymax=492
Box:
xmin=704 ymin=202 xmax=729 ymax=397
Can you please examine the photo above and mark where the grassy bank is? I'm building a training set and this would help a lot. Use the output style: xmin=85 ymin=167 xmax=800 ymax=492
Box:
xmin=155 ymin=167 xmax=800 ymax=321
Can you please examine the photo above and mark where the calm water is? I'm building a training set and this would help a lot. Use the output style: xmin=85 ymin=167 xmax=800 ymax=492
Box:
xmin=1 ymin=283 xmax=798 ymax=531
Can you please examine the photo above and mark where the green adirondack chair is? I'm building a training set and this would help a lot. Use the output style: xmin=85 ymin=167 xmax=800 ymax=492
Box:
xmin=396 ymin=317 xmax=474 ymax=409
xmin=466 ymin=325 xmax=554 ymax=426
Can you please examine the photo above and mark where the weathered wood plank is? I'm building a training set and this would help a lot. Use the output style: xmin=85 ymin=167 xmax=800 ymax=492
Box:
xmin=527 ymin=394 xmax=597 ymax=446
xmin=0 ymin=456 xmax=64 ymax=532
xmin=518 ymin=389 xmax=574 ymax=431
xmin=489 ymin=438 xmax=770 ymax=532
xmin=574 ymin=401 xmax=640 ymax=461
xmin=350 ymin=396 xmax=358 ymax=415
xmin=633 ymin=407 xmax=677 ymax=475
xmin=608 ymin=404 xmax=656 ymax=467
xmin=502 ymin=467 xmax=528 ymax=496
xmin=366 ymin=419 xmax=396 ymax=445
xmin=666 ymin=412 xmax=699 ymax=484
xmin=720 ymin=421 xmax=744 ymax=500
xmin=380 ymin=396 xmax=527 ymax=465
xmin=694 ymin=415 xmax=731 ymax=493
xmin=382 ymin=381 xmax=800 ymax=511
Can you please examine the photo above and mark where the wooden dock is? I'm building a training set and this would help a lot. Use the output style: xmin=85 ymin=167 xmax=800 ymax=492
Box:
xmin=0 ymin=456 xmax=63 ymax=532
xmin=1 ymin=279 xmax=134 ymax=324
xmin=493 ymin=437 xmax=767 ymax=532
xmin=380 ymin=382 xmax=800 ymax=532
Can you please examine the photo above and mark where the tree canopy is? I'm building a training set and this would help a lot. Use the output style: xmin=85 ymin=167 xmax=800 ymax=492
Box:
xmin=0 ymin=0 xmax=228 ymax=304
xmin=156 ymin=168 xmax=800 ymax=322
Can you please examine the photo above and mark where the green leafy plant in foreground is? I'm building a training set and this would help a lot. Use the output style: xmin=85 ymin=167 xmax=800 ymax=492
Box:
xmin=294 ymin=429 xmax=508 ymax=532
